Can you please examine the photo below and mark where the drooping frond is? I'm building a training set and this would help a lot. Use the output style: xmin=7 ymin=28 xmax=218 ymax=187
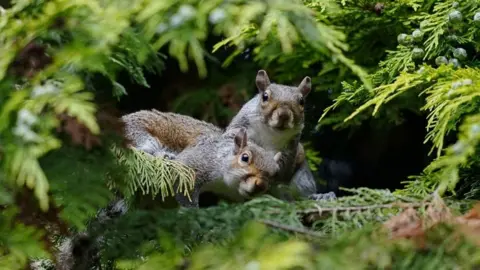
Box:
xmin=111 ymin=146 xmax=195 ymax=201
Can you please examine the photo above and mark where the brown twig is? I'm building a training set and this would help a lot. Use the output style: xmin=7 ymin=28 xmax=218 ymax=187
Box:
xmin=300 ymin=202 xmax=432 ymax=216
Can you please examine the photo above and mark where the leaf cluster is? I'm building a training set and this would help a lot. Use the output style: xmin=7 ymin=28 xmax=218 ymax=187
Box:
xmin=320 ymin=0 xmax=480 ymax=198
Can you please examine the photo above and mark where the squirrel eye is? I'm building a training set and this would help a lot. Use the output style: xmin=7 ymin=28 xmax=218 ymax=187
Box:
xmin=262 ymin=92 xmax=269 ymax=102
xmin=299 ymin=96 xmax=304 ymax=106
xmin=298 ymin=97 xmax=305 ymax=106
xmin=241 ymin=153 xmax=250 ymax=163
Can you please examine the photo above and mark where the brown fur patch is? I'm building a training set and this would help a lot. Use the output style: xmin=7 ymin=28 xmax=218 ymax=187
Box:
xmin=247 ymin=165 xmax=261 ymax=178
xmin=261 ymin=100 xmax=279 ymax=122
xmin=129 ymin=110 xmax=221 ymax=152
xmin=246 ymin=165 xmax=268 ymax=190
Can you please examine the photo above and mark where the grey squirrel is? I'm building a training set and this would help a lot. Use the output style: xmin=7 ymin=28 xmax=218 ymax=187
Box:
xmin=173 ymin=127 xmax=282 ymax=207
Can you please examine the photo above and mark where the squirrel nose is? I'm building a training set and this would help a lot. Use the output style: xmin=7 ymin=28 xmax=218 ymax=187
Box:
xmin=252 ymin=179 xmax=268 ymax=194
xmin=278 ymin=112 xmax=289 ymax=121
xmin=242 ymin=177 xmax=268 ymax=197
xmin=277 ymin=110 xmax=291 ymax=125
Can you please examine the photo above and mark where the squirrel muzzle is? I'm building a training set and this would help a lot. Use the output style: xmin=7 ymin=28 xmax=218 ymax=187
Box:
xmin=269 ymin=106 xmax=294 ymax=130
xmin=239 ymin=176 xmax=268 ymax=197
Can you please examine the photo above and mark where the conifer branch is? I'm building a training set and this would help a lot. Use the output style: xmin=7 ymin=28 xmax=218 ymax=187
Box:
xmin=300 ymin=201 xmax=432 ymax=216
xmin=258 ymin=219 xmax=326 ymax=239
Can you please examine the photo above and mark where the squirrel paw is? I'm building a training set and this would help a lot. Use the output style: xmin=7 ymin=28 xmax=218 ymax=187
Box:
xmin=163 ymin=153 xmax=176 ymax=160
xmin=308 ymin=192 xmax=337 ymax=201
xmin=153 ymin=151 xmax=176 ymax=160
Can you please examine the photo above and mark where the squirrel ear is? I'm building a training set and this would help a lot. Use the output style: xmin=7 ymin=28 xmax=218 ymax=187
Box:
xmin=234 ymin=128 xmax=248 ymax=153
xmin=298 ymin=76 xmax=311 ymax=97
xmin=274 ymin=152 xmax=282 ymax=163
xmin=256 ymin=70 xmax=271 ymax=92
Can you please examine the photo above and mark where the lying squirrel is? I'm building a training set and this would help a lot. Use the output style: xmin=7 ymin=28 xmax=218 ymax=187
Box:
xmin=173 ymin=127 xmax=282 ymax=207
xmin=122 ymin=70 xmax=335 ymax=201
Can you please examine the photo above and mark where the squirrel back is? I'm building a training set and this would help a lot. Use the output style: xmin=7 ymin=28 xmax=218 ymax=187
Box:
xmin=121 ymin=110 xmax=222 ymax=158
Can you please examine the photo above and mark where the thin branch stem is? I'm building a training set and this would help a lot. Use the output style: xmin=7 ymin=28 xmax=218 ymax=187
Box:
xmin=300 ymin=202 xmax=431 ymax=216
xmin=258 ymin=219 xmax=325 ymax=238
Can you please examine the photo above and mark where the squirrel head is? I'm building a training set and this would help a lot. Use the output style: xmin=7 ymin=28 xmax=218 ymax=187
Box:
xmin=226 ymin=128 xmax=282 ymax=198
xmin=255 ymin=70 xmax=311 ymax=131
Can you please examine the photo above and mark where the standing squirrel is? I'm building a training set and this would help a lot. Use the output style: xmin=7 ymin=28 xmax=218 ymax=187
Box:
xmin=222 ymin=70 xmax=333 ymax=200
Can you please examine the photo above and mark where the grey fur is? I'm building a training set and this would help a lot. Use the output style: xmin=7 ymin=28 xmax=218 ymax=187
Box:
xmin=290 ymin=160 xmax=317 ymax=196
xmin=119 ymin=71 xmax=333 ymax=201
xmin=226 ymin=97 xmax=316 ymax=196
xmin=122 ymin=114 xmax=168 ymax=156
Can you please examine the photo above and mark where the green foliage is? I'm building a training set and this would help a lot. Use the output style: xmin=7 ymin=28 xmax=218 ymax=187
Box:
xmin=182 ymin=222 xmax=314 ymax=270
xmin=112 ymin=146 xmax=195 ymax=201
xmin=170 ymin=87 xmax=236 ymax=126
xmin=304 ymin=147 xmax=322 ymax=172
xmin=112 ymin=30 xmax=165 ymax=85
xmin=420 ymin=113 xmax=480 ymax=196
xmin=81 ymin=190 xmax=478 ymax=269
xmin=319 ymin=0 xmax=480 ymax=197
xmin=116 ymin=219 xmax=480 ymax=270
xmin=0 ymin=209 xmax=49 ymax=270
xmin=0 ymin=0 xmax=360 ymax=211
xmin=2 ymin=0 xmax=480 ymax=269
xmin=215 ymin=0 xmax=371 ymax=89
xmin=42 ymin=144 xmax=116 ymax=230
